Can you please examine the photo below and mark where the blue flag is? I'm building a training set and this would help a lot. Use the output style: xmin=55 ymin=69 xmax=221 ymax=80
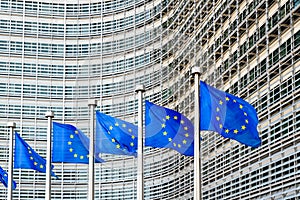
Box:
xmin=14 ymin=132 xmax=57 ymax=178
xmin=0 ymin=165 xmax=16 ymax=190
xmin=95 ymin=111 xmax=137 ymax=156
xmin=200 ymin=81 xmax=261 ymax=148
xmin=52 ymin=122 xmax=104 ymax=163
xmin=145 ymin=101 xmax=194 ymax=156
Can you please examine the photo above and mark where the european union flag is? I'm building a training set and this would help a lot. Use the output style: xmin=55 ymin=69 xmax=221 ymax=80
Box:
xmin=14 ymin=132 xmax=57 ymax=178
xmin=200 ymin=81 xmax=261 ymax=148
xmin=145 ymin=101 xmax=194 ymax=156
xmin=95 ymin=111 xmax=137 ymax=156
xmin=52 ymin=122 xmax=104 ymax=163
xmin=0 ymin=165 xmax=16 ymax=190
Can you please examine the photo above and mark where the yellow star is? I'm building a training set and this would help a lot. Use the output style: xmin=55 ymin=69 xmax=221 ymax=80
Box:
xmin=68 ymin=141 xmax=72 ymax=145
xmin=174 ymin=116 xmax=178 ymax=120
xmin=80 ymin=156 xmax=84 ymax=159
xmin=216 ymin=116 xmax=220 ymax=121
xmin=241 ymin=125 xmax=246 ymax=130
xmin=216 ymin=107 xmax=220 ymax=112
xmin=166 ymin=115 xmax=170 ymax=120
xmin=234 ymin=129 xmax=238 ymax=134
xmin=28 ymin=150 xmax=32 ymax=154
xmin=130 ymin=142 xmax=134 ymax=147
xmin=122 ymin=124 xmax=126 ymax=128
xmin=131 ymin=135 xmax=135 ymax=139
xmin=115 ymin=122 xmax=119 ymax=126
xmin=27 ymin=147 xmax=30 ymax=150
xmin=178 ymin=144 xmax=181 ymax=148
xmin=185 ymin=133 xmax=189 ymax=137
xmin=233 ymin=99 xmax=237 ymax=103
xmin=245 ymin=119 xmax=249 ymax=124
xmin=163 ymin=131 xmax=167 ymax=136
xmin=244 ymin=112 xmax=248 ymax=116
xmin=226 ymin=97 xmax=230 ymax=101
xmin=219 ymin=124 xmax=223 ymax=128
xmin=128 ymin=128 xmax=132 ymax=132
xmin=168 ymin=138 xmax=172 ymax=142
xmin=161 ymin=123 xmax=166 ymax=128
xmin=183 ymin=140 xmax=187 ymax=144
xmin=116 ymin=144 xmax=120 ymax=149
xmin=107 ymin=131 xmax=111 ymax=134
xmin=173 ymin=143 xmax=176 ymax=147
xmin=70 ymin=134 xmax=74 ymax=139
xmin=40 ymin=165 xmax=43 ymax=169
xmin=30 ymin=156 xmax=33 ymax=160
xmin=112 ymin=138 xmax=116 ymax=142
xmin=69 ymin=148 xmax=73 ymax=152
xmin=180 ymin=120 xmax=184 ymax=124
xmin=75 ymin=130 xmax=78 ymax=134
xmin=109 ymin=126 xmax=113 ymax=130
xmin=219 ymin=100 xmax=223 ymax=105
xmin=34 ymin=162 xmax=37 ymax=166
xmin=74 ymin=154 xmax=78 ymax=158
xmin=239 ymin=104 xmax=243 ymax=109
xmin=184 ymin=126 xmax=188 ymax=130
xmin=225 ymin=129 xmax=229 ymax=133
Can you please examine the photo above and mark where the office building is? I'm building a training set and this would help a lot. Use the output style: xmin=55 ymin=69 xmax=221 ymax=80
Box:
xmin=0 ymin=0 xmax=299 ymax=199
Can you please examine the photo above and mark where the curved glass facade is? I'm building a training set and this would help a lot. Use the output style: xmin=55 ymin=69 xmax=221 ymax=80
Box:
xmin=0 ymin=0 xmax=299 ymax=199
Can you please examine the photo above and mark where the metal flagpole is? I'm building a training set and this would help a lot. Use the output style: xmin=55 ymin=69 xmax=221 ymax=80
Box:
xmin=45 ymin=111 xmax=54 ymax=200
xmin=192 ymin=67 xmax=202 ymax=200
xmin=88 ymin=99 xmax=97 ymax=200
xmin=135 ymin=85 xmax=145 ymax=200
xmin=7 ymin=122 xmax=16 ymax=200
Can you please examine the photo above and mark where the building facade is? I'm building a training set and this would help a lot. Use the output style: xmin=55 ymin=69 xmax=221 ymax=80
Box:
xmin=0 ymin=0 xmax=299 ymax=199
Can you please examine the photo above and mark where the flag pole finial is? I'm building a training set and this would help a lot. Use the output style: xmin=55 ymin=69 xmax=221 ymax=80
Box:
xmin=7 ymin=122 xmax=16 ymax=128
xmin=88 ymin=99 xmax=98 ymax=106
xmin=7 ymin=122 xmax=16 ymax=200
xmin=45 ymin=111 xmax=54 ymax=118
xmin=135 ymin=85 xmax=145 ymax=92
xmin=192 ymin=67 xmax=201 ymax=75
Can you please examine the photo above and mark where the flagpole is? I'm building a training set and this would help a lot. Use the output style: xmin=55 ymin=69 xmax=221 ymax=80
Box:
xmin=45 ymin=111 xmax=54 ymax=200
xmin=135 ymin=85 xmax=145 ymax=200
xmin=88 ymin=99 xmax=97 ymax=200
xmin=7 ymin=122 xmax=16 ymax=200
xmin=192 ymin=67 xmax=202 ymax=200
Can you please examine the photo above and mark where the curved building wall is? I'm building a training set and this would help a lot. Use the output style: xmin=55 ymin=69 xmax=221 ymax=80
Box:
xmin=0 ymin=0 xmax=299 ymax=199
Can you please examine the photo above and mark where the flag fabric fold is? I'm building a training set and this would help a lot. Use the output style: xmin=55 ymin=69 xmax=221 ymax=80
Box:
xmin=52 ymin=122 xmax=104 ymax=163
xmin=0 ymin=165 xmax=16 ymax=190
xmin=14 ymin=132 xmax=57 ymax=178
xmin=95 ymin=111 xmax=137 ymax=156
xmin=200 ymin=81 xmax=261 ymax=148
xmin=145 ymin=100 xmax=194 ymax=156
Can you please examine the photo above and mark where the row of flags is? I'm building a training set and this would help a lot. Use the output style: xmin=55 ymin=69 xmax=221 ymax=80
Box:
xmin=0 ymin=81 xmax=261 ymax=189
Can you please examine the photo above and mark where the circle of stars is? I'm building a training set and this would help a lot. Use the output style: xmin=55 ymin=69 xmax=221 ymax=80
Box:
xmin=27 ymin=146 xmax=44 ymax=170
xmin=68 ymin=130 xmax=88 ymax=160
xmin=107 ymin=121 xmax=136 ymax=151
xmin=161 ymin=115 xmax=190 ymax=149
xmin=216 ymin=96 xmax=249 ymax=135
